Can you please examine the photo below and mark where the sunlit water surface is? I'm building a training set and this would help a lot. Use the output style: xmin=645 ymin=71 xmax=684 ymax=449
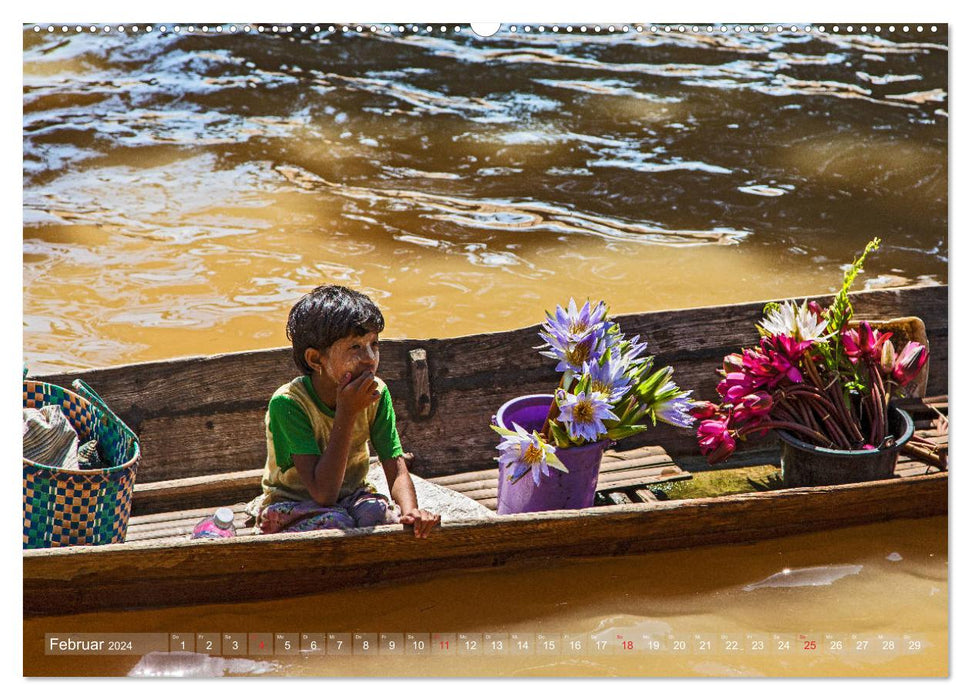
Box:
xmin=23 ymin=27 xmax=946 ymax=372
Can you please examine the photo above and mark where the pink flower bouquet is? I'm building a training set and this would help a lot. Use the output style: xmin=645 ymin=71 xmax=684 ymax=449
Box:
xmin=692 ymin=238 xmax=930 ymax=465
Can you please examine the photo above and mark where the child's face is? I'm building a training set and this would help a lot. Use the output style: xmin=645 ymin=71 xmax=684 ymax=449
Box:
xmin=319 ymin=331 xmax=380 ymax=384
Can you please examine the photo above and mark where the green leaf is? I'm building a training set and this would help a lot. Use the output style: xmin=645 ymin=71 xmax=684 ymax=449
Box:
xmin=491 ymin=424 xmax=519 ymax=437
xmin=827 ymin=237 xmax=880 ymax=334
xmin=606 ymin=425 xmax=649 ymax=441
xmin=546 ymin=450 xmax=568 ymax=472
xmin=549 ymin=422 xmax=571 ymax=448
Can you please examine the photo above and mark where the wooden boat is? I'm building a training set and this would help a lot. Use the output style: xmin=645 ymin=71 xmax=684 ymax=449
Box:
xmin=23 ymin=285 xmax=948 ymax=617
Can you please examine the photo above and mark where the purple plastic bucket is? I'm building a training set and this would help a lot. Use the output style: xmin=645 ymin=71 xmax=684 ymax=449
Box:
xmin=494 ymin=394 xmax=608 ymax=515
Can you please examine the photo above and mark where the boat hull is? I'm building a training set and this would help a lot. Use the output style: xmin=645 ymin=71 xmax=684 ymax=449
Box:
xmin=24 ymin=471 xmax=947 ymax=617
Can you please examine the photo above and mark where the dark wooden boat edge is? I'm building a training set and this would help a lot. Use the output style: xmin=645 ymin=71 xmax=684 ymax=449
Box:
xmin=24 ymin=472 xmax=947 ymax=617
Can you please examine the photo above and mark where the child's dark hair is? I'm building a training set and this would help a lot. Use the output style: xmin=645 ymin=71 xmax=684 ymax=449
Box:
xmin=287 ymin=285 xmax=385 ymax=374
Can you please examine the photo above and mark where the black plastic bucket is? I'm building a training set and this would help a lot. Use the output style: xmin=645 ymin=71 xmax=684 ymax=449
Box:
xmin=779 ymin=406 xmax=914 ymax=488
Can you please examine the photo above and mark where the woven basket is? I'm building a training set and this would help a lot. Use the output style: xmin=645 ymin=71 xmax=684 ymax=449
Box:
xmin=23 ymin=379 xmax=140 ymax=549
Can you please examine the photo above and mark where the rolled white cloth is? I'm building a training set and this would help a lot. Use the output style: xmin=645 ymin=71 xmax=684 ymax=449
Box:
xmin=23 ymin=405 xmax=80 ymax=470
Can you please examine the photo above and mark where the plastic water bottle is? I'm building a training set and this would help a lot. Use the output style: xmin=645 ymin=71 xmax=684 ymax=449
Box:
xmin=191 ymin=507 xmax=236 ymax=539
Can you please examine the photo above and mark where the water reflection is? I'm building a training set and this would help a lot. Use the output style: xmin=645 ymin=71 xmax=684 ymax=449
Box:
xmin=742 ymin=564 xmax=864 ymax=591
xmin=128 ymin=651 xmax=278 ymax=677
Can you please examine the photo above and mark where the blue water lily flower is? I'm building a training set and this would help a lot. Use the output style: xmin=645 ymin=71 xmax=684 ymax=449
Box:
xmin=539 ymin=327 xmax=606 ymax=374
xmin=538 ymin=299 xmax=610 ymax=373
xmin=549 ymin=298 xmax=609 ymax=340
xmin=583 ymin=354 xmax=633 ymax=403
xmin=556 ymin=389 xmax=619 ymax=443
xmin=654 ymin=392 xmax=696 ymax=429
xmin=495 ymin=423 xmax=567 ymax=486
xmin=497 ymin=297 xmax=695 ymax=484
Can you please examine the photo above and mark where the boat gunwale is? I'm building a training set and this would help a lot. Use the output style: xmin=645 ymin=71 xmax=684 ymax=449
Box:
xmin=23 ymin=470 xmax=948 ymax=562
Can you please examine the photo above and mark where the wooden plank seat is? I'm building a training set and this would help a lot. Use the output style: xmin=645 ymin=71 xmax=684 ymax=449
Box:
xmin=121 ymin=396 xmax=946 ymax=547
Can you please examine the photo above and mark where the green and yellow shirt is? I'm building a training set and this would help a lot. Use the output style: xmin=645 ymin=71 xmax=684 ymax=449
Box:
xmin=261 ymin=375 xmax=403 ymax=505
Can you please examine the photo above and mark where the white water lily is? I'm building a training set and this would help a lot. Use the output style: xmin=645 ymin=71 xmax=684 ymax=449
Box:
xmin=759 ymin=300 xmax=828 ymax=342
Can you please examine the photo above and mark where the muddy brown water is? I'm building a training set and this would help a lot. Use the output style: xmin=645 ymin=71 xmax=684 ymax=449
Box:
xmin=22 ymin=25 xmax=947 ymax=677
xmin=24 ymin=26 xmax=946 ymax=372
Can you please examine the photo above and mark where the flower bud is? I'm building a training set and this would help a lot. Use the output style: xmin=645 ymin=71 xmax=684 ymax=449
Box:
xmin=717 ymin=372 xmax=759 ymax=402
xmin=842 ymin=328 xmax=861 ymax=361
xmin=743 ymin=391 xmax=773 ymax=412
xmin=706 ymin=435 xmax=737 ymax=465
xmin=843 ymin=322 xmax=892 ymax=364
xmin=689 ymin=401 xmax=720 ymax=420
xmin=733 ymin=391 xmax=773 ymax=427
xmin=880 ymin=340 xmax=896 ymax=374
xmin=892 ymin=341 xmax=929 ymax=385
xmin=723 ymin=353 xmax=744 ymax=374
xmin=697 ymin=418 xmax=736 ymax=465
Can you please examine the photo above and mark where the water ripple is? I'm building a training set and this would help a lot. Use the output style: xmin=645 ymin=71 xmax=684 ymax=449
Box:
xmin=276 ymin=164 xmax=750 ymax=246
xmin=22 ymin=28 xmax=948 ymax=372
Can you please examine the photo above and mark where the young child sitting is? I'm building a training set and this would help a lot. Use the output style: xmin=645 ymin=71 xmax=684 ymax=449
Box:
xmin=255 ymin=285 xmax=439 ymax=538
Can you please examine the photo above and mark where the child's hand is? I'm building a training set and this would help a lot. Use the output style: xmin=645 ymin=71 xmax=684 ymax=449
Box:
xmin=335 ymin=370 xmax=381 ymax=417
xmin=399 ymin=508 xmax=440 ymax=538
